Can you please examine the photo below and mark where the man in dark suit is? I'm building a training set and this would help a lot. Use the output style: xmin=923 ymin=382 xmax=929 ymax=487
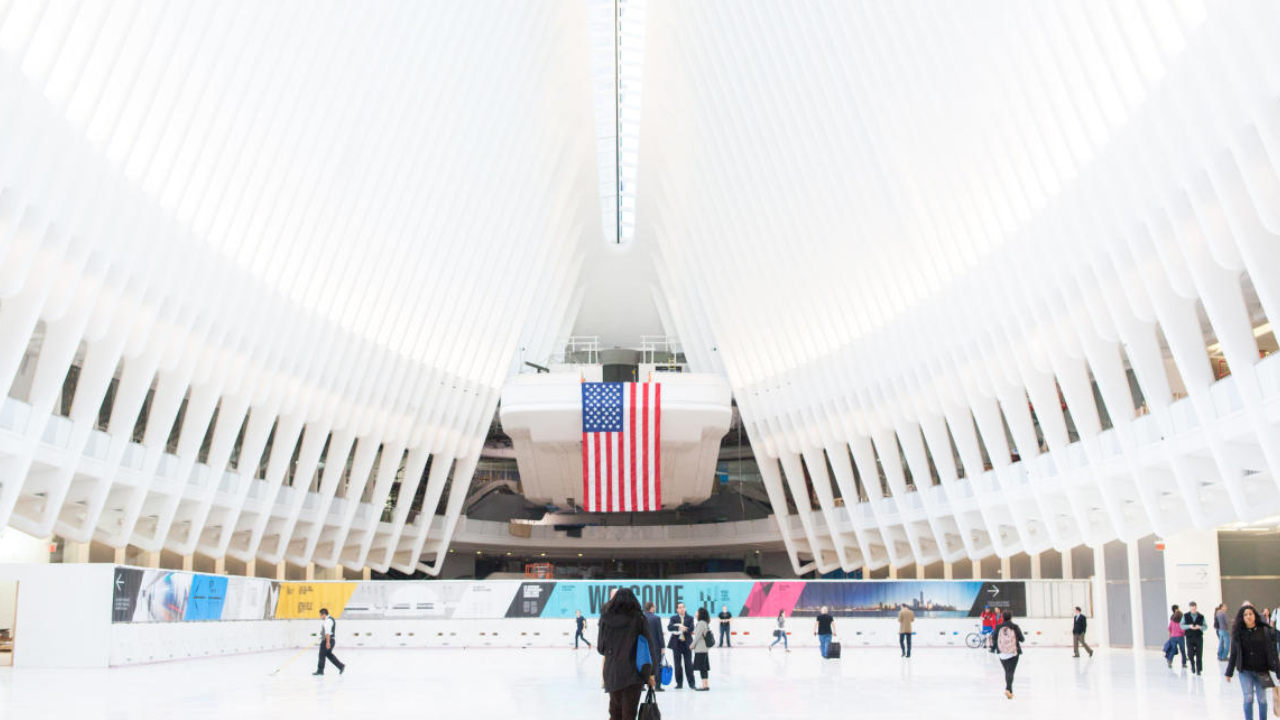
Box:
xmin=644 ymin=602 xmax=665 ymax=691
xmin=667 ymin=602 xmax=696 ymax=689
xmin=1072 ymin=607 xmax=1093 ymax=657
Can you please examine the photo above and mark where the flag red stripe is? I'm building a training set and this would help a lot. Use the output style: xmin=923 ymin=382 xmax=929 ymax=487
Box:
xmin=594 ymin=432 xmax=602 ymax=513
xmin=614 ymin=432 xmax=622 ymax=512
xmin=642 ymin=383 xmax=649 ymax=512
xmin=630 ymin=382 xmax=638 ymax=512
xmin=654 ymin=383 xmax=661 ymax=508
xmin=582 ymin=431 xmax=589 ymax=512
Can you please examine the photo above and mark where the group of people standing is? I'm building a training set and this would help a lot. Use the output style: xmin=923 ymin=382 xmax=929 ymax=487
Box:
xmin=594 ymin=591 xmax=730 ymax=720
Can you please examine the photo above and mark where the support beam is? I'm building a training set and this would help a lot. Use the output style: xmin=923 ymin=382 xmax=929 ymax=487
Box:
xmin=1093 ymin=545 xmax=1110 ymax=648
xmin=1127 ymin=540 xmax=1145 ymax=649
xmin=1062 ymin=547 xmax=1073 ymax=580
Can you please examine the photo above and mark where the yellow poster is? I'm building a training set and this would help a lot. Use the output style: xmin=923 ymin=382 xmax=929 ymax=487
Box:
xmin=275 ymin=582 xmax=358 ymax=619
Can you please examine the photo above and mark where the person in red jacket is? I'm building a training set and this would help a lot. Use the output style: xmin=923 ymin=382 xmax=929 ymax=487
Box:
xmin=981 ymin=606 xmax=999 ymax=652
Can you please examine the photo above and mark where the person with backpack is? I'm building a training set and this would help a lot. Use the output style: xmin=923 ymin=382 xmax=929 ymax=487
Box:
xmin=574 ymin=609 xmax=592 ymax=649
xmin=691 ymin=607 xmax=712 ymax=691
xmin=769 ymin=610 xmax=790 ymax=652
xmin=1166 ymin=605 xmax=1187 ymax=668
xmin=597 ymin=588 xmax=657 ymax=720
xmin=1225 ymin=604 xmax=1280 ymax=720
xmin=996 ymin=611 xmax=1025 ymax=699
xmin=313 ymin=608 xmax=345 ymax=676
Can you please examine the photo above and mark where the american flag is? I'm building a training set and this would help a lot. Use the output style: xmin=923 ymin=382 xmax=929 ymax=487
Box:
xmin=581 ymin=382 xmax=661 ymax=512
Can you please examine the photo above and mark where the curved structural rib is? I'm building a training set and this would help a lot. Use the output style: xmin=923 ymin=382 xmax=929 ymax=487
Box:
xmin=0 ymin=1 xmax=599 ymax=572
xmin=640 ymin=0 xmax=1280 ymax=574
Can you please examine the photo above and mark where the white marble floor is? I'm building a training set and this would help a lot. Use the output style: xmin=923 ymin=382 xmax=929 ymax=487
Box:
xmin=0 ymin=644 xmax=1257 ymax=719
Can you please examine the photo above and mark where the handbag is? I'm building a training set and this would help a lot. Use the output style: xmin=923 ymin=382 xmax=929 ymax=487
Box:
xmin=660 ymin=648 xmax=673 ymax=686
xmin=637 ymin=685 xmax=661 ymax=720
xmin=704 ymin=629 xmax=716 ymax=648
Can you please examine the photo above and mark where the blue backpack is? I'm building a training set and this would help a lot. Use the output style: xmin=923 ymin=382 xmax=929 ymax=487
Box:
xmin=635 ymin=633 xmax=653 ymax=674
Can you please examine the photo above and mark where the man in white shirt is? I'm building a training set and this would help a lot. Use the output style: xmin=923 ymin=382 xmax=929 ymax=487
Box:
xmin=314 ymin=608 xmax=345 ymax=676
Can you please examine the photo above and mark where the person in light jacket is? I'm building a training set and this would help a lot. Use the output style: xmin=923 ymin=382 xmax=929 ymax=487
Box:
xmin=691 ymin=607 xmax=712 ymax=691
xmin=769 ymin=610 xmax=789 ymax=651
xmin=898 ymin=604 xmax=915 ymax=658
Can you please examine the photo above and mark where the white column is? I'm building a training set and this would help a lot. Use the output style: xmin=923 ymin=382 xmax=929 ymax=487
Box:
xmin=362 ymin=566 xmax=372 ymax=581
xmin=182 ymin=554 xmax=194 ymax=572
xmin=1093 ymin=545 xmax=1110 ymax=648
xmin=916 ymin=565 xmax=926 ymax=580
xmin=1030 ymin=552 xmax=1042 ymax=580
xmin=888 ymin=564 xmax=898 ymax=579
xmin=1000 ymin=556 xmax=1011 ymax=580
xmin=1127 ymin=540 xmax=1145 ymax=649
xmin=973 ymin=559 xmax=982 ymax=579
xmin=943 ymin=562 xmax=954 ymax=580
xmin=1062 ymin=547 xmax=1074 ymax=580
xmin=214 ymin=556 xmax=226 ymax=575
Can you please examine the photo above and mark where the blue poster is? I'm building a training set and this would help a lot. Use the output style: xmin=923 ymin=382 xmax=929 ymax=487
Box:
xmin=539 ymin=581 xmax=755 ymax=619
xmin=184 ymin=574 xmax=229 ymax=621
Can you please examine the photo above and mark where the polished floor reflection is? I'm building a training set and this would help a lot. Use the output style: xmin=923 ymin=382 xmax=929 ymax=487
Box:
xmin=0 ymin=644 xmax=1251 ymax=719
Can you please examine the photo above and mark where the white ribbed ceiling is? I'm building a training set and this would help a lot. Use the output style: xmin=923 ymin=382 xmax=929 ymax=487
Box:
xmin=4 ymin=0 xmax=1280 ymax=576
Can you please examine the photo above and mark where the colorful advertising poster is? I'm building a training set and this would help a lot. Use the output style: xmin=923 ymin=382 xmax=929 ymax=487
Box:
xmin=222 ymin=577 xmax=279 ymax=621
xmin=787 ymin=581 xmax=1026 ymax=618
xmin=129 ymin=570 xmax=192 ymax=622
xmin=274 ymin=582 xmax=358 ymax=619
xmin=183 ymin=574 xmax=229 ymax=621
xmin=537 ymin=582 xmax=755 ymax=619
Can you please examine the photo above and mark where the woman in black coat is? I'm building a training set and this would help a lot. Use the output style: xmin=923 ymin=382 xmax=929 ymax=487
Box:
xmin=597 ymin=588 xmax=657 ymax=720
xmin=1225 ymin=604 xmax=1280 ymax=720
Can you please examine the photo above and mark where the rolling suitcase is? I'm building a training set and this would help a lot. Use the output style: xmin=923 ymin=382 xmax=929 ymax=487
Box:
xmin=827 ymin=639 xmax=841 ymax=659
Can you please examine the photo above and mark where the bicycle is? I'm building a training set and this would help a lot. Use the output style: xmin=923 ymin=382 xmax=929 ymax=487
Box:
xmin=965 ymin=624 xmax=992 ymax=649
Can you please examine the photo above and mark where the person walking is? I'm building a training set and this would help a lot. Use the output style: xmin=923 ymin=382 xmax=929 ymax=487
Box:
xmin=996 ymin=610 xmax=1025 ymax=699
xmin=1225 ymin=604 xmax=1280 ymax=720
xmin=1182 ymin=602 xmax=1206 ymax=675
xmin=769 ymin=610 xmax=790 ymax=652
xmin=667 ymin=601 xmax=696 ymax=689
xmin=1166 ymin=605 xmax=1187 ymax=668
xmin=1072 ymin=607 xmax=1093 ymax=658
xmin=313 ymin=608 xmax=345 ymax=676
xmin=898 ymin=603 xmax=915 ymax=658
xmin=1217 ymin=603 xmax=1233 ymax=662
xmin=691 ymin=607 xmax=712 ymax=691
xmin=597 ymin=588 xmax=657 ymax=720
xmin=814 ymin=606 xmax=835 ymax=658
xmin=574 ymin=609 xmax=593 ymax=649
xmin=643 ymin=602 xmax=665 ymax=691
xmin=717 ymin=605 xmax=733 ymax=648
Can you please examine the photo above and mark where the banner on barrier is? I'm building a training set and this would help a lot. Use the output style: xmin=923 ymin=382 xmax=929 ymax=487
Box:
xmin=110 ymin=571 xmax=1063 ymax=623
xmin=112 ymin=567 xmax=278 ymax=623
xmin=274 ymin=582 xmax=359 ymax=619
